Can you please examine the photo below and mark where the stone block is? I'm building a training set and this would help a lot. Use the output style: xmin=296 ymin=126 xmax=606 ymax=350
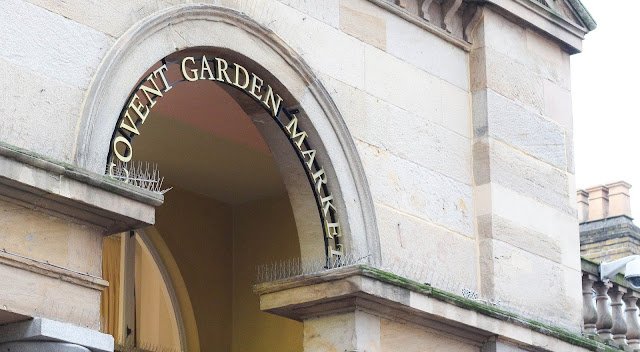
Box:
xmin=526 ymin=29 xmax=572 ymax=91
xmin=324 ymin=75 xmax=472 ymax=185
xmin=277 ymin=0 xmax=340 ymax=27
xmin=480 ymin=138 xmax=573 ymax=215
xmin=377 ymin=203 xmax=478 ymax=290
xmin=0 ymin=198 xmax=103 ymax=276
xmin=479 ymin=238 xmax=582 ymax=330
xmin=232 ymin=0 xmax=367 ymax=89
xmin=303 ymin=311 xmax=380 ymax=352
xmin=565 ymin=129 xmax=574 ymax=174
xmin=476 ymin=183 xmax=580 ymax=271
xmin=477 ymin=214 xmax=562 ymax=265
xmin=0 ymin=59 xmax=81 ymax=163
xmin=24 ymin=0 xmax=187 ymax=38
xmin=358 ymin=141 xmax=474 ymax=237
xmin=478 ymin=9 xmax=571 ymax=90
xmin=385 ymin=15 xmax=469 ymax=90
xmin=441 ymin=80 xmax=472 ymax=138
xmin=474 ymin=89 xmax=568 ymax=170
xmin=381 ymin=318 xmax=478 ymax=352
xmin=475 ymin=8 xmax=527 ymax=58
xmin=544 ymin=79 xmax=573 ymax=129
xmin=0 ymin=263 xmax=101 ymax=329
xmin=1 ymin=0 xmax=112 ymax=90
xmin=475 ymin=47 xmax=545 ymax=114
xmin=364 ymin=45 xmax=441 ymax=124
xmin=339 ymin=0 xmax=387 ymax=50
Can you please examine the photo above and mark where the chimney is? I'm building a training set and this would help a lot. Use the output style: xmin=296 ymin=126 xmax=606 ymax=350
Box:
xmin=606 ymin=181 xmax=632 ymax=219
xmin=577 ymin=189 xmax=589 ymax=223
xmin=585 ymin=185 xmax=609 ymax=222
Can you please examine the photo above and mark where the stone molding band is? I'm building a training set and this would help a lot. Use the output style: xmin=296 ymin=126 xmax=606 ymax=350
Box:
xmin=0 ymin=250 xmax=108 ymax=291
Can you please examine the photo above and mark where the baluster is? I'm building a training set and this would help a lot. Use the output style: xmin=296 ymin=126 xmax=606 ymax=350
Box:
xmin=623 ymin=292 xmax=640 ymax=349
xmin=609 ymin=284 xmax=628 ymax=346
xmin=582 ymin=273 xmax=598 ymax=335
xmin=594 ymin=281 xmax=613 ymax=343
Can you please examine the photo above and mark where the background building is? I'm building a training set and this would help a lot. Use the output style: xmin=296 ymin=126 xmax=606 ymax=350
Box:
xmin=0 ymin=0 xmax=604 ymax=351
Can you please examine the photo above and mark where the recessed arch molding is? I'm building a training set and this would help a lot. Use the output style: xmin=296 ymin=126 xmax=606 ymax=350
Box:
xmin=74 ymin=3 xmax=381 ymax=268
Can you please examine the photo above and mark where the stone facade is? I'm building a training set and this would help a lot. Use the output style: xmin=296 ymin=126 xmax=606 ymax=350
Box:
xmin=0 ymin=0 xmax=601 ymax=351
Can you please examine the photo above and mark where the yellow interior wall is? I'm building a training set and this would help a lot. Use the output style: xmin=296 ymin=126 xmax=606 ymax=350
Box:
xmin=154 ymin=186 xmax=303 ymax=352
xmin=135 ymin=237 xmax=180 ymax=350
xmin=155 ymin=186 xmax=234 ymax=351
xmin=232 ymin=195 xmax=303 ymax=352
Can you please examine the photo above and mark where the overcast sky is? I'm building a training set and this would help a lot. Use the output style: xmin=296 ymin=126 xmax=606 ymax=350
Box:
xmin=572 ymin=0 xmax=640 ymax=215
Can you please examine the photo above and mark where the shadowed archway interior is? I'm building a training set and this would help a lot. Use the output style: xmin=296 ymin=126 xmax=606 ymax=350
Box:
xmin=101 ymin=48 xmax=327 ymax=352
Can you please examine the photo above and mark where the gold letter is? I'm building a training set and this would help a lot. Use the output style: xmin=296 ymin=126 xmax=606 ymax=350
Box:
xmin=200 ymin=55 xmax=214 ymax=80
xmin=140 ymin=74 xmax=163 ymax=109
xmin=312 ymin=168 xmax=327 ymax=193
xmin=215 ymin=58 xmax=232 ymax=84
xmin=153 ymin=64 xmax=172 ymax=92
xmin=119 ymin=111 xmax=140 ymax=136
xmin=233 ymin=64 xmax=250 ymax=89
xmin=181 ymin=57 xmax=198 ymax=82
xmin=325 ymin=221 xmax=341 ymax=239
xmin=262 ymin=85 xmax=283 ymax=118
xmin=113 ymin=136 xmax=133 ymax=163
xmin=128 ymin=94 xmax=149 ymax=122
xmin=285 ymin=115 xmax=307 ymax=149
xmin=301 ymin=149 xmax=316 ymax=169
xmin=320 ymin=194 xmax=336 ymax=217
xmin=249 ymin=73 xmax=263 ymax=100
xmin=327 ymin=244 xmax=344 ymax=257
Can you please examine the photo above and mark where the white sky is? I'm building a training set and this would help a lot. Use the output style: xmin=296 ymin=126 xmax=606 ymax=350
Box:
xmin=572 ymin=0 xmax=640 ymax=215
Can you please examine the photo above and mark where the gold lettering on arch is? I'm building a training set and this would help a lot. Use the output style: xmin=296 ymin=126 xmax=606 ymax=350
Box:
xmin=108 ymin=55 xmax=343 ymax=260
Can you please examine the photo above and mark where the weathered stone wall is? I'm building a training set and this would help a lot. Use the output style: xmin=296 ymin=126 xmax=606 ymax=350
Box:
xmin=0 ymin=0 xmax=586 ymax=341
xmin=470 ymin=7 xmax=581 ymax=328
xmin=2 ymin=0 xmax=476 ymax=288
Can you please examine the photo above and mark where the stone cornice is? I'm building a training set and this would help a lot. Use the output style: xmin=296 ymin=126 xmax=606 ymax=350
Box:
xmin=255 ymin=265 xmax=617 ymax=351
xmin=0 ymin=141 xmax=160 ymax=234
xmin=368 ymin=0 xmax=594 ymax=54
xmin=486 ymin=0 xmax=589 ymax=53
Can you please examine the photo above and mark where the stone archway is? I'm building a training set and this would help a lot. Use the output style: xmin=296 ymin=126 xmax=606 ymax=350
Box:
xmin=74 ymin=4 xmax=380 ymax=267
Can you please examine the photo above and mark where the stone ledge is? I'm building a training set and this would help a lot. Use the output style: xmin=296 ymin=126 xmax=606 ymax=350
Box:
xmin=255 ymin=265 xmax=617 ymax=351
xmin=0 ymin=141 xmax=161 ymax=233
xmin=0 ymin=318 xmax=113 ymax=352
xmin=0 ymin=250 xmax=108 ymax=291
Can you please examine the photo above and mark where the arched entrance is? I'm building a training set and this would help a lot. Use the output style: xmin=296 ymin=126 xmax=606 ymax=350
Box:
xmin=74 ymin=4 xmax=381 ymax=352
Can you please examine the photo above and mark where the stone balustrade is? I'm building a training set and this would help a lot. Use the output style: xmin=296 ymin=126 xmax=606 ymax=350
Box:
xmin=582 ymin=258 xmax=640 ymax=350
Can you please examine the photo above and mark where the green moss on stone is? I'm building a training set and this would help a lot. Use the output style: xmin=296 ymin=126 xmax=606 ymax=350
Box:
xmin=358 ymin=265 xmax=619 ymax=351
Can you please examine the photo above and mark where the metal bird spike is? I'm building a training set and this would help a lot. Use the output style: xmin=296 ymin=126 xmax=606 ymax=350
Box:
xmin=106 ymin=160 xmax=172 ymax=195
xmin=255 ymin=250 xmax=372 ymax=284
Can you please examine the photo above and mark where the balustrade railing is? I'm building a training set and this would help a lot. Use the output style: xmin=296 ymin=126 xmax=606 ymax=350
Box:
xmin=582 ymin=258 xmax=640 ymax=350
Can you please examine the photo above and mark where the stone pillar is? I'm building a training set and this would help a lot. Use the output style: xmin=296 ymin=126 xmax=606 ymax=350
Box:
xmin=586 ymin=185 xmax=609 ymax=221
xmin=303 ymin=310 xmax=380 ymax=352
xmin=594 ymin=281 xmax=613 ymax=343
xmin=623 ymin=292 xmax=640 ymax=349
xmin=609 ymin=285 xmax=628 ymax=346
xmin=581 ymin=273 xmax=597 ymax=335
xmin=607 ymin=181 xmax=632 ymax=219
xmin=470 ymin=6 xmax=582 ymax=330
